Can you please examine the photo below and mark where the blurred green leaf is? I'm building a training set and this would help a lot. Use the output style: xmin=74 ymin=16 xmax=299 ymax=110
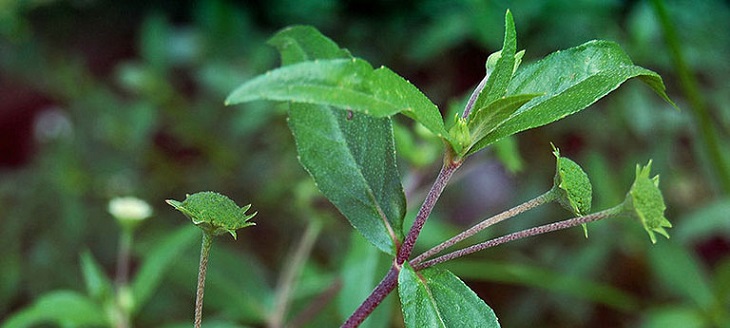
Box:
xmin=289 ymin=104 xmax=405 ymax=254
xmin=480 ymin=40 xmax=675 ymax=146
xmin=675 ymin=198 xmax=730 ymax=243
xmin=398 ymin=264 xmax=500 ymax=328
xmin=493 ymin=136 xmax=523 ymax=173
xmin=131 ymin=225 xmax=199 ymax=313
xmin=225 ymin=58 xmax=449 ymax=141
xmin=442 ymin=260 xmax=639 ymax=312
xmin=79 ymin=250 xmax=114 ymax=303
xmin=161 ymin=320 xmax=253 ymax=328
xmin=139 ymin=12 xmax=172 ymax=72
xmin=267 ymin=25 xmax=351 ymax=66
xmin=648 ymin=241 xmax=713 ymax=308
xmin=641 ymin=306 xmax=705 ymax=328
xmin=203 ymin=246 xmax=273 ymax=322
xmin=339 ymin=232 xmax=393 ymax=328
xmin=1 ymin=291 xmax=107 ymax=328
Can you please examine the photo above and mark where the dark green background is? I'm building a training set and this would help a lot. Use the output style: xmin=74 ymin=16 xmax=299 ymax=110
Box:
xmin=2 ymin=0 xmax=729 ymax=327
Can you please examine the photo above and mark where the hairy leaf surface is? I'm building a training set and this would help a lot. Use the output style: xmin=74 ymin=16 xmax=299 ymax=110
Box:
xmin=289 ymin=105 xmax=405 ymax=254
xmin=479 ymin=40 xmax=674 ymax=146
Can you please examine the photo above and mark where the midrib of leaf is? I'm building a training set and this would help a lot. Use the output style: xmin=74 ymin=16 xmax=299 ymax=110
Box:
xmin=418 ymin=272 xmax=447 ymax=327
xmin=289 ymin=105 xmax=403 ymax=254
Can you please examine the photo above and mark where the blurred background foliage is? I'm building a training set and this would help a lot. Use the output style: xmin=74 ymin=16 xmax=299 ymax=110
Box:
xmin=1 ymin=0 xmax=729 ymax=327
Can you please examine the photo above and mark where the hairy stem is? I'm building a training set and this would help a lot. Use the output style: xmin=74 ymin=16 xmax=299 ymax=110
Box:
xmin=411 ymin=188 xmax=558 ymax=266
xmin=397 ymin=160 xmax=461 ymax=265
xmin=463 ymin=73 xmax=490 ymax=119
xmin=413 ymin=205 xmax=624 ymax=271
xmin=269 ymin=220 xmax=322 ymax=328
xmin=342 ymin=159 xmax=461 ymax=327
xmin=194 ymin=232 xmax=214 ymax=328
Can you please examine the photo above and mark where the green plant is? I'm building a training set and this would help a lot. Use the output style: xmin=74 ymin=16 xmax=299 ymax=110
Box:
xmin=224 ymin=10 xmax=674 ymax=327
xmin=166 ymin=192 xmax=257 ymax=328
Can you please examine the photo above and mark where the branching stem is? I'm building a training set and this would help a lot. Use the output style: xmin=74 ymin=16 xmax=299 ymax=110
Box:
xmin=413 ymin=204 xmax=625 ymax=271
xmin=343 ymin=158 xmax=461 ymax=327
xmin=396 ymin=161 xmax=461 ymax=265
xmin=411 ymin=188 xmax=558 ymax=266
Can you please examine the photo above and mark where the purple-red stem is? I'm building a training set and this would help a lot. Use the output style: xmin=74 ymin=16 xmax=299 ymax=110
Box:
xmin=341 ymin=160 xmax=461 ymax=328
xmin=412 ymin=205 xmax=624 ymax=271
xmin=396 ymin=161 xmax=460 ymax=265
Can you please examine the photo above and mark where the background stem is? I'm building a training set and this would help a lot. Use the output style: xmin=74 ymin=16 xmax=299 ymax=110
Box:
xmin=114 ymin=228 xmax=133 ymax=328
xmin=195 ymin=232 xmax=214 ymax=328
xmin=268 ymin=220 xmax=322 ymax=328
xmin=651 ymin=0 xmax=730 ymax=193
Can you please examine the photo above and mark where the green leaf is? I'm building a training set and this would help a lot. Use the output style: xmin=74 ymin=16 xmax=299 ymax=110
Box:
xmin=267 ymin=25 xmax=351 ymax=66
xmin=1 ymin=291 xmax=108 ymax=328
xmin=225 ymin=58 xmax=449 ymax=140
xmin=398 ymin=264 xmax=500 ymax=328
xmin=552 ymin=145 xmax=592 ymax=216
xmin=479 ymin=40 xmax=675 ymax=146
xmin=473 ymin=10 xmax=518 ymax=110
xmin=289 ymin=105 xmax=405 ymax=254
xmin=131 ymin=225 xmax=199 ymax=312
xmin=79 ymin=250 xmax=114 ymax=302
xmin=465 ymin=94 xmax=540 ymax=156
xmin=625 ymin=160 xmax=672 ymax=243
xmin=166 ymin=191 xmax=256 ymax=239
xmin=493 ymin=136 xmax=523 ymax=173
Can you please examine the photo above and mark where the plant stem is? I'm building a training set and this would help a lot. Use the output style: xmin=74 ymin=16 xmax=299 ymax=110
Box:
xmin=413 ymin=205 xmax=625 ymax=271
xmin=268 ymin=220 xmax=322 ymax=328
xmin=194 ymin=232 xmax=214 ymax=328
xmin=397 ymin=160 xmax=461 ymax=265
xmin=343 ymin=159 xmax=461 ymax=327
xmin=651 ymin=0 xmax=730 ymax=193
xmin=340 ymin=266 xmax=399 ymax=328
xmin=114 ymin=228 xmax=133 ymax=328
xmin=115 ymin=228 xmax=133 ymax=287
xmin=462 ymin=73 xmax=490 ymax=119
xmin=411 ymin=188 xmax=558 ymax=266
